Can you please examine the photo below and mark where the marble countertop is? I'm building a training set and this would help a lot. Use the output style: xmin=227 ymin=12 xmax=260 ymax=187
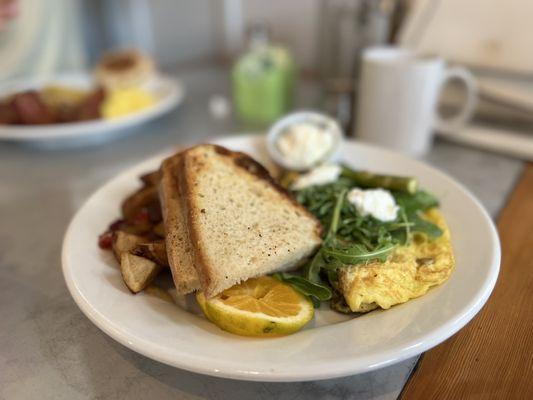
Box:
xmin=0 ymin=66 xmax=523 ymax=400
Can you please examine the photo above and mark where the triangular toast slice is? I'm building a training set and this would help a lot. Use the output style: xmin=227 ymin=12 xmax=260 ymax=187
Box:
xmin=179 ymin=144 xmax=322 ymax=297
xmin=159 ymin=153 xmax=200 ymax=294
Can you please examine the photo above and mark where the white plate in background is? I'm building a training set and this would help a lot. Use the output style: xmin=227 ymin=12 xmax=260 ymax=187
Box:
xmin=62 ymin=134 xmax=500 ymax=382
xmin=0 ymin=73 xmax=184 ymax=146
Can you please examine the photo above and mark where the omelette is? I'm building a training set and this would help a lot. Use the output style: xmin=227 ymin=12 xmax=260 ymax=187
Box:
xmin=338 ymin=208 xmax=454 ymax=313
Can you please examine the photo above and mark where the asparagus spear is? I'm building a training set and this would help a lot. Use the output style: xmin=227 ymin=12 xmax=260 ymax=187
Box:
xmin=278 ymin=170 xmax=300 ymax=189
xmin=341 ymin=165 xmax=418 ymax=194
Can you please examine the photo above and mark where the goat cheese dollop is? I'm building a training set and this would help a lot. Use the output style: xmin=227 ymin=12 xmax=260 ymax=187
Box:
xmin=347 ymin=188 xmax=399 ymax=222
xmin=292 ymin=164 xmax=342 ymax=190
xmin=277 ymin=123 xmax=334 ymax=169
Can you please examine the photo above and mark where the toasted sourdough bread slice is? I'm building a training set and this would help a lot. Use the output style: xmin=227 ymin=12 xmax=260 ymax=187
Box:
xmin=179 ymin=144 xmax=323 ymax=298
xmin=159 ymin=153 xmax=200 ymax=294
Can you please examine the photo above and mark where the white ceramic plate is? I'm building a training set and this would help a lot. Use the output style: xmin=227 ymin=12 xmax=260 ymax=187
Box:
xmin=0 ymin=73 xmax=184 ymax=145
xmin=62 ymin=135 xmax=500 ymax=382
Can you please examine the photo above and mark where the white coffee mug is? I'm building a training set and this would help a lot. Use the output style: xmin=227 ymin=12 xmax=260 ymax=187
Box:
xmin=355 ymin=47 xmax=477 ymax=156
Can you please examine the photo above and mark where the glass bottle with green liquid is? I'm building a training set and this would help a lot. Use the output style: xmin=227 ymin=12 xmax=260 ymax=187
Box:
xmin=233 ymin=25 xmax=295 ymax=127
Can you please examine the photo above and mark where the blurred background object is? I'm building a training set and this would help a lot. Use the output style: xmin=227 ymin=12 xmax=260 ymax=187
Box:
xmin=399 ymin=0 xmax=533 ymax=159
xmin=318 ymin=0 xmax=396 ymax=133
xmin=355 ymin=47 xmax=477 ymax=156
xmin=399 ymin=0 xmax=533 ymax=75
xmin=83 ymin=0 xmax=216 ymax=68
xmin=0 ymin=0 xmax=18 ymax=31
xmin=232 ymin=23 xmax=295 ymax=127
xmin=1 ymin=0 xmax=533 ymax=158
xmin=0 ymin=0 xmax=87 ymax=80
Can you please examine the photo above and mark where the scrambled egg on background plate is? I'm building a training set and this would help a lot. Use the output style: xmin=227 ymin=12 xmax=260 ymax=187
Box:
xmin=101 ymin=87 xmax=156 ymax=119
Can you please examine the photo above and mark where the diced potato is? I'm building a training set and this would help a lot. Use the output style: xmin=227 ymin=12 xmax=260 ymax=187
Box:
xmin=132 ymin=241 xmax=168 ymax=267
xmin=120 ymin=253 xmax=162 ymax=293
xmin=112 ymin=231 xmax=146 ymax=262
xmin=121 ymin=185 xmax=158 ymax=222
xmin=140 ymin=170 xmax=161 ymax=187
xmin=152 ymin=222 xmax=165 ymax=238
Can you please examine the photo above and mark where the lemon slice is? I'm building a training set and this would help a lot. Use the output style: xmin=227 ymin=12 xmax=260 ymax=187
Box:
xmin=196 ymin=289 xmax=213 ymax=322
xmin=196 ymin=276 xmax=314 ymax=337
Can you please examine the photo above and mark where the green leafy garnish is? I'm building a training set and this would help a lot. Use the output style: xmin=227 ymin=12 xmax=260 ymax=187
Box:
xmin=325 ymin=187 xmax=347 ymax=240
xmin=340 ymin=165 xmax=418 ymax=194
xmin=409 ymin=214 xmax=443 ymax=238
xmin=284 ymin=169 xmax=443 ymax=312
xmin=394 ymin=190 xmax=439 ymax=214
xmin=303 ymin=187 xmax=346 ymax=284
xmin=393 ymin=190 xmax=442 ymax=238
xmin=303 ymin=250 xmax=326 ymax=283
xmin=322 ymin=242 xmax=396 ymax=265
xmin=273 ymin=272 xmax=332 ymax=308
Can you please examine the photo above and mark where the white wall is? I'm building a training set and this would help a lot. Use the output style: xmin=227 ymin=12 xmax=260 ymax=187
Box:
xmin=91 ymin=0 xmax=219 ymax=67
xmin=91 ymin=0 xmax=327 ymax=70
xmin=240 ymin=0 xmax=321 ymax=70
xmin=148 ymin=0 xmax=217 ymax=67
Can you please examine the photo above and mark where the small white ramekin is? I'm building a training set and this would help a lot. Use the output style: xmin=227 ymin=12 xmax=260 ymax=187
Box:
xmin=266 ymin=110 xmax=344 ymax=171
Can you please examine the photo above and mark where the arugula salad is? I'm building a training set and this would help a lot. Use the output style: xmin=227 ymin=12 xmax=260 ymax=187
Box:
xmin=274 ymin=165 xmax=443 ymax=312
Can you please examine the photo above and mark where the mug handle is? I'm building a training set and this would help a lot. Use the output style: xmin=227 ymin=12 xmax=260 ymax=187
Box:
xmin=433 ymin=66 xmax=478 ymax=133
